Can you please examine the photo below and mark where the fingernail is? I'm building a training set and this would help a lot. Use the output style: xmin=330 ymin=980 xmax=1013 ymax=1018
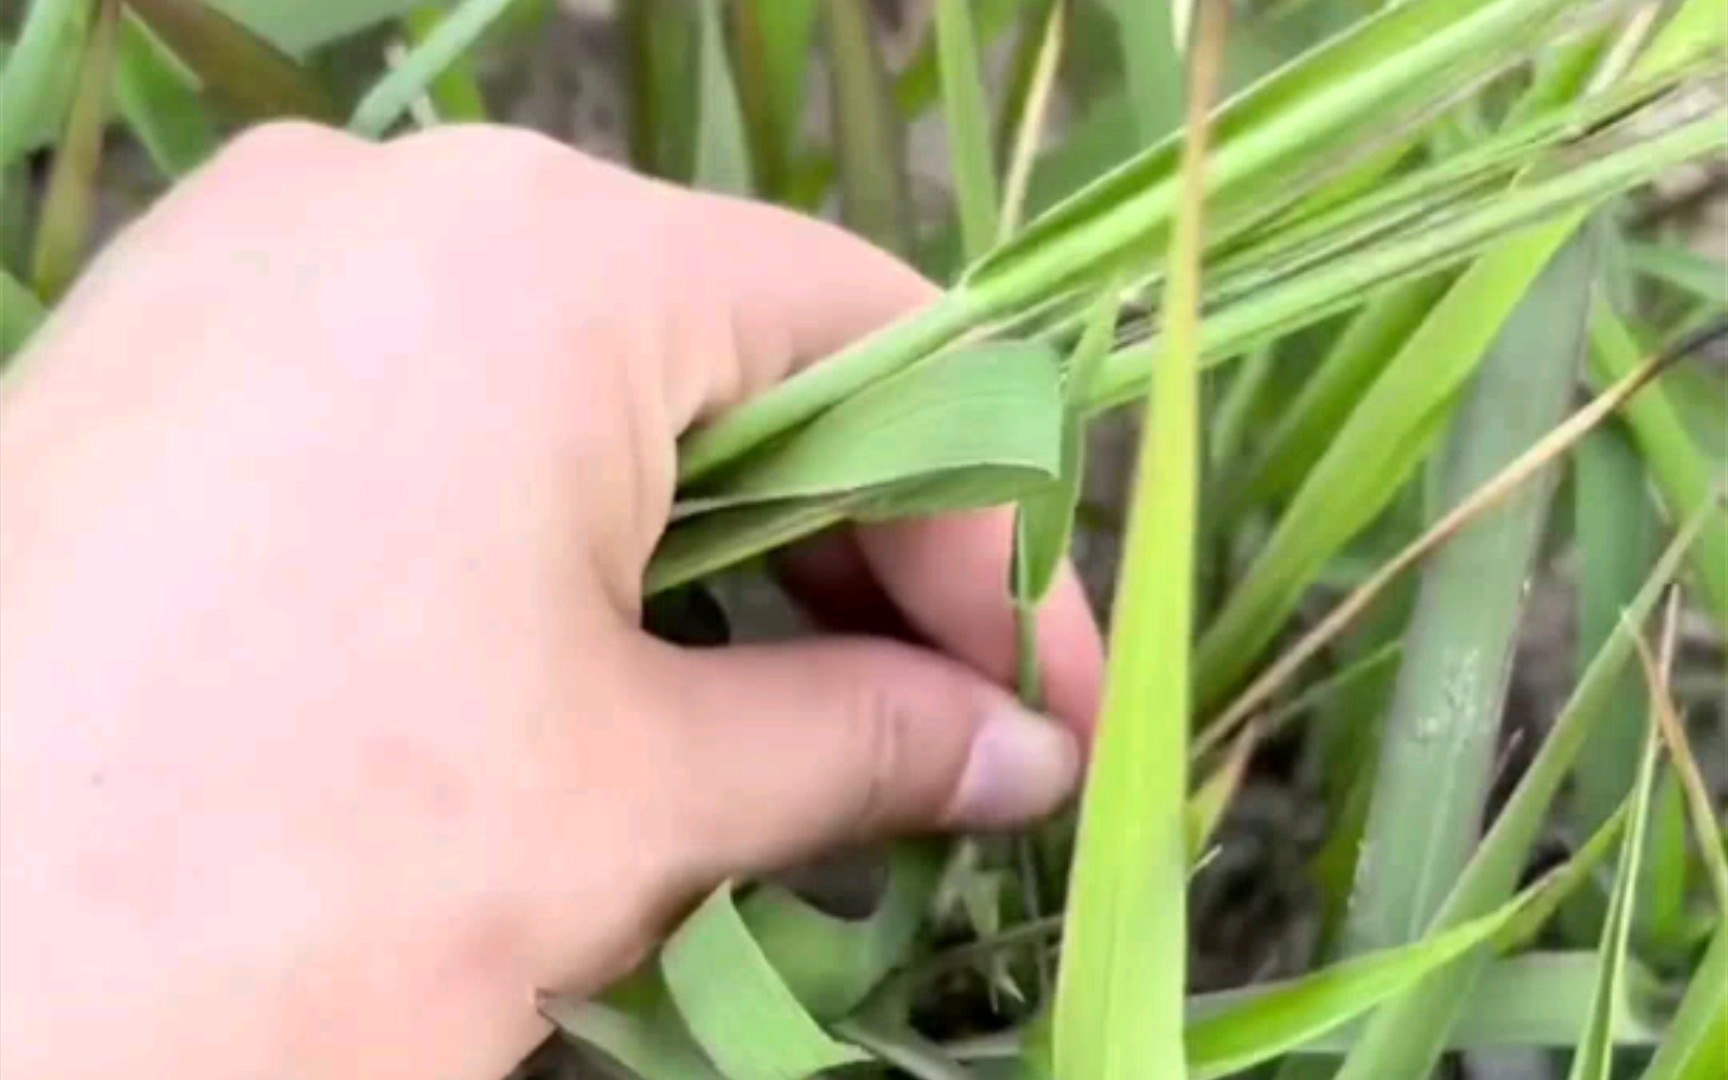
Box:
xmin=946 ymin=703 xmax=1081 ymax=829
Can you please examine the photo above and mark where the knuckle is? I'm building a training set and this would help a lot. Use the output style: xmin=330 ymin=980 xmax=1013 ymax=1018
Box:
xmin=218 ymin=120 xmax=354 ymax=172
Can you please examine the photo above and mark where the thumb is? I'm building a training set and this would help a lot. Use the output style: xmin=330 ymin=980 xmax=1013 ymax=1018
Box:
xmin=652 ymin=637 xmax=1080 ymax=877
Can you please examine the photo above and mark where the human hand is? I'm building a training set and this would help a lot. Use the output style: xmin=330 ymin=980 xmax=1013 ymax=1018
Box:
xmin=0 ymin=124 xmax=1101 ymax=1080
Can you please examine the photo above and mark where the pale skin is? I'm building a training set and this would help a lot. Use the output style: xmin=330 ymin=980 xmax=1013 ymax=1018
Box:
xmin=0 ymin=124 xmax=1103 ymax=1079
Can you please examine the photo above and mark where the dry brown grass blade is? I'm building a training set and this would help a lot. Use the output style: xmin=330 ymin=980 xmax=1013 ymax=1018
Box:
xmin=1629 ymin=590 xmax=1728 ymax=912
xmin=1195 ymin=336 xmax=1686 ymax=761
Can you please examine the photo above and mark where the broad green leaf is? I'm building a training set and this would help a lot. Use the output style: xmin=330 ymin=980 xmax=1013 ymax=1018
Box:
xmin=402 ymin=5 xmax=488 ymax=123
xmin=127 ymin=0 xmax=338 ymax=121
xmin=674 ymin=343 xmax=1062 ymax=518
xmin=823 ymin=0 xmax=913 ymax=257
xmin=661 ymin=885 xmax=868 ymax=1079
xmin=1569 ymin=728 xmax=1662 ymax=1080
xmin=1639 ymin=925 xmax=1728 ymax=1080
xmin=0 ymin=0 xmax=88 ymax=169
xmin=31 ymin=0 xmax=119 ymax=303
xmin=348 ymin=0 xmax=513 ymax=137
xmin=1053 ymin=8 xmax=1225 ymax=1075
xmin=692 ymin=0 xmax=753 ymax=196
xmin=729 ymin=0 xmax=818 ymax=199
xmin=1339 ymin=227 xmax=1594 ymax=958
xmin=1107 ymin=0 xmax=1182 ymax=146
xmin=1589 ymin=305 xmax=1728 ymax=627
xmin=935 ymin=0 xmax=1001 ymax=263
xmin=0 ymin=267 xmax=47 ymax=365
xmin=114 ymin=15 xmax=219 ymax=177
xmin=1331 ymin=510 xmax=1708 ymax=1080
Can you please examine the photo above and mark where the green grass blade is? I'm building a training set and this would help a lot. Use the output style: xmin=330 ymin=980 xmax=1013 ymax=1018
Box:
xmin=1051 ymin=8 xmax=1225 ymax=1075
xmin=1639 ymin=925 xmax=1728 ymax=1080
xmin=729 ymin=0 xmax=818 ymax=200
xmin=1628 ymin=241 xmax=1728 ymax=310
xmin=0 ymin=266 xmax=47 ymax=365
xmin=0 ymin=0 xmax=88 ymax=169
xmin=30 ymin=0 xmax=118 ymax=304
xmin=127 ymin=0 xmax=338 ymax=121
xmin=692 ymin=1 xmax=753 ymax=196
xmin=1589 ymin=306 xmax=1728 ymax=627
xmin=1330 ymin=509 xmax=1709 ymax=1080
xmin=113 ymin=14 xmax=219 ymax=177
xmin=348 ymin=0 xmax=513 ymax=137
xmin=1220 ymin=275 xmax=1449 ymax=516
xmin=1089 ymin=101 xmax=1726 ymax=411
xmin=1338 ymin=227 xmax=1595 ymax=958
xmin=823 ymin=0 xmax=914 ymax=258
xmin=1568 ymin=727 xmax=1662 ymax=1080
xmin=622 ymin=0 xmax=698 ymax=183
xmin=935 ymin=0 xmax=1000 ymax=263
xmin=1566 ymin=423 xmax=1660 ymax=940
xmin=996 ymin=0 xmax=1065 ymax=239
xmin=402 ymin=5 xmax=488 ymax=123
xmin=1107 ymin=0 xmax=1182 ymax=146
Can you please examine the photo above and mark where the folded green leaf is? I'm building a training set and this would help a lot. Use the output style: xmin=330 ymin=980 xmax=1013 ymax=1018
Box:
xmin=661 ymin=885 xmax=869 ymax=1079
xmin=675 ymin=342 xmax=1062 ymax=521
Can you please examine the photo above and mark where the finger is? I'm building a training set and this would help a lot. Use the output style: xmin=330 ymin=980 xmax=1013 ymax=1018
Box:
xmin=659 ymin=190 xmax=940 ymax=426
xmin=652 ymin=637 xmax=1080 ymax=876
xmin=850 ymin=508 xmax=1105 ymax=734
xmin=772 ymin=529 xmax=915 ymax=640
